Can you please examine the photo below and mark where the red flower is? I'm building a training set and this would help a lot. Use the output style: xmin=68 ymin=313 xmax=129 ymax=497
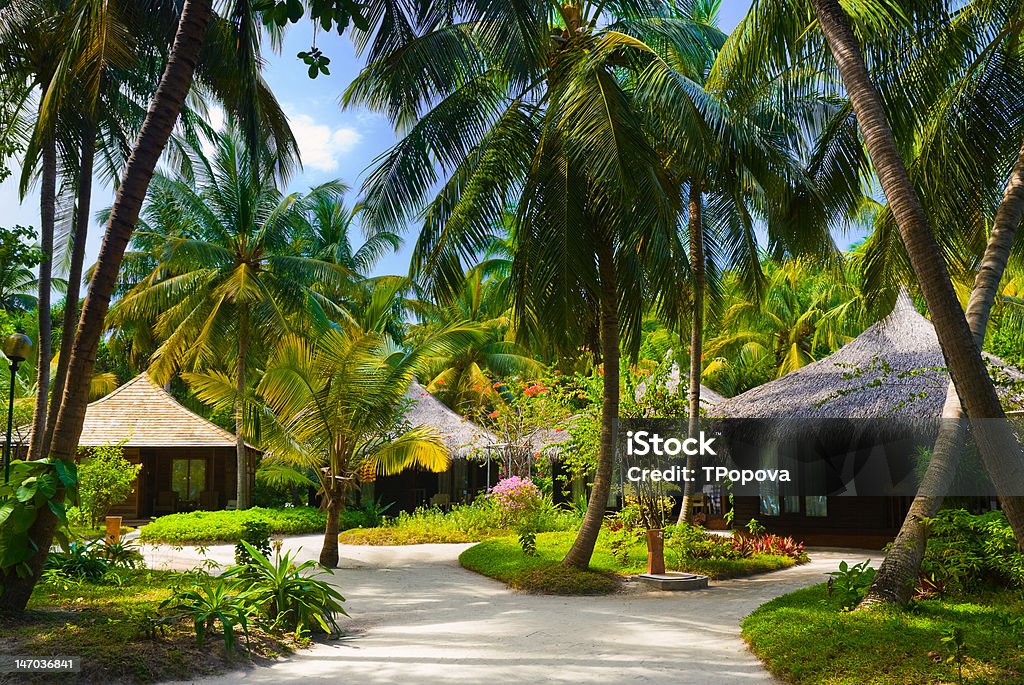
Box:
xmin=488 ymin=410 xmax=500 ymax=419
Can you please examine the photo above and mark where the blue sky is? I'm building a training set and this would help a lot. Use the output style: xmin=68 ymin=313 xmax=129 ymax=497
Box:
xmin=0 ymin=2 xmax=754 ymax=280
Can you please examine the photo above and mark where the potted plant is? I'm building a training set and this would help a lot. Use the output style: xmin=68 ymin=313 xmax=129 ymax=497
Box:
xmin=636 ymin=490 xmax=672 ymax=575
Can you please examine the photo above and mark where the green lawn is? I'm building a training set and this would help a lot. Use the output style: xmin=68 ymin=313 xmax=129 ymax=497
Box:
xmin=1 ymin=569 xmax=298 ymax=684
xmin=742 ymin=584 xmax=1024 ymax=684
xmin=459 ymin=531 xmax=799 ymax=594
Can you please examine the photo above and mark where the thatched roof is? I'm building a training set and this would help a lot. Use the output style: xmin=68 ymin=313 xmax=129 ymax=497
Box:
xmin=404 ymin=380 xmax=498 ymax=457
xmin=58 ymin=372 xmax=249 ymax=449
xmin=712 ymin=293 xmax=1022 ymax=420
xmin=634 ymin=361 xmax=726 ymax=409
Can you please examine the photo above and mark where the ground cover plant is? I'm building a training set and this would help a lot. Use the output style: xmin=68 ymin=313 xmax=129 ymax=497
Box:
xmin=137 ymin=507 xmax=354 ymax=544
xmin=2 ymin=560 xmax=300 ymax=683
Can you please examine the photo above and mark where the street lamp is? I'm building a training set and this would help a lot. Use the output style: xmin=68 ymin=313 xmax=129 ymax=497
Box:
xmin=3 ymin=333 xmax=32 ymax=484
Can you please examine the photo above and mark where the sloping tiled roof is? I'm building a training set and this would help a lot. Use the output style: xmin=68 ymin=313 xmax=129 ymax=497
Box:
xmin=73 ymin=373 xmax=244 ymax=448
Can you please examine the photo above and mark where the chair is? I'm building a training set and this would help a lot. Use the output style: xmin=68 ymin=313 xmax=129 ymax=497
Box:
xmin=153 ymin=491 xmax=178 ymax=515
xmin=690 ymin=494 xmax=708 ymax=517
xmin=430 ymin=493 xmax=451 ymax=509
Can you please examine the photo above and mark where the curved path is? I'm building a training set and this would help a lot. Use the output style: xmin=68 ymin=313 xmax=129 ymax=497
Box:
xmin=144 ymin=537 xmax=873 ymax=685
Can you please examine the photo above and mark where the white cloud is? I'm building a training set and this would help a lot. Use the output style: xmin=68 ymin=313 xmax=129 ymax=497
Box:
xmin=287 ymin=113 xmax=363 ymax=172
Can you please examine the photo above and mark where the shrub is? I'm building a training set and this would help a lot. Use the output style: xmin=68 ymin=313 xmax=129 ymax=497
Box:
xmin=160 ymin=578 xmax=251 ymax=655
xmin=733 ymin=533 xmax=808 ymax=562
xmin=45 ymin=540 xmax=110 ymax=581
xmin=922 ymin=509 xmax=1024 ymax=591
xmin=666 ymin=523 xmax=742 ymax=560
xmin=488 ymin=477 xmax=542 ymax=523
xmin=138 ymin=506 xmax=347 ymax=544
xmin=97 ymin=539 xmax=146 ymax=568
xmin=229 ymin=541 xmax=346 ymax=637
xmin=826 ymin=559 xmax=876 ymax=611
xmin=234 ymin=519 xmax=272 ymax=565
xmin=78 ymin=443 xmax=142 ymax=528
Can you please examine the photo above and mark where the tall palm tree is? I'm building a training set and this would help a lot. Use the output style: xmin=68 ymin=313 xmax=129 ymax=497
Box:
xmin=806 ymin=0 xmax=1024 ymax=551
xmin=854 ymin=1 xmax=1024 ymax=605
xmin=345 ymin=1 xmax=730 ymax=568
xmin=107 ymin=127 xmax=351 ymax=510
xmin=729 ymin=0 xmax=1024 ymax=553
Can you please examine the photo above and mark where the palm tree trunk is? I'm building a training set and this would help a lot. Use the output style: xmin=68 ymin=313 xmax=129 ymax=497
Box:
xmin=320 ymin=492 xmax=343 ymax=568
xmin=42 ymin=122 xmax=95 ymax=457
xmin=679 ymin=181 xmax=704 ymax=525
xmin=812 ymin=0 xmax=1024 ymax=544
xmin=0 ymin=0 xmax=212 ymax=615
xmin=563 ymin=234 xmax=619 ymax=569
xmin=27 ymin=133 xmax=56 ymax=461
xmin=862 ymin=138 xmax=1024 ymax=606
xmin=235 ymin=307 xmax=249 ymax=510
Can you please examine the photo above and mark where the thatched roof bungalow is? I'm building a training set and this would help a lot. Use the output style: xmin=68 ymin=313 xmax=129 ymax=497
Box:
xmin=713 ymin=293 xmax=1021 ymax=420
xmin=23 ymin=373 xmax=260 ymax=519
xmin=709 ymin=294 xmax=1021 ymax=548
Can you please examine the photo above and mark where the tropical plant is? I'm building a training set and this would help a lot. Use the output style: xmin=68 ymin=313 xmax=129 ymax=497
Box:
xmin=234 ymin=519 xmax=272 ymax=566
xmin=108 ymin=128 xmax=351 ymax=510
xmin=44 ymin=540 xmax=109 ymax=581
xmin=347 ymin=0 xmax=734 ymax=570
xmin=228 ymin=541 xmax=346 ymax=637
xmin=193 ymin=322 xmax=483 ymax=567
xmin=75 ymin=442 xmax=141 ymax=528
xmin=826 ymin=559 xmax=876 ymax=611
xmin=161 ymin=577 xmax=252 ymax=654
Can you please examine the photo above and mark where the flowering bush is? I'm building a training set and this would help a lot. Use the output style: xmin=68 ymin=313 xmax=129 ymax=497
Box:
xmin=489 ymin=477 xmax=542 ymax=522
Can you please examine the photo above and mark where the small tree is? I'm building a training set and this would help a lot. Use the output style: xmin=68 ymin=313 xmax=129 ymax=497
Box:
xmin=77 ymin=443 xmax=141 ymax=528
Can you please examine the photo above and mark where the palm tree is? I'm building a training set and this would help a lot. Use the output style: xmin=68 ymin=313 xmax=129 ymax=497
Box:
xmin=805 ymin=0 xmax=1024 ymax=553
xmin=702 ymin=259 xmax=871 ymax=395
xmin=417 ymin=263 xmax=541 ymax=413
xmin=192 ymin=323 xmax=484 ymax=567
xmin=345 ymin=1 xmax=729 ymax=568
xmin=728 ymin=0 xmax=1024 ymax=555
xmin=107 ymin=127 xmax=351 ymax=510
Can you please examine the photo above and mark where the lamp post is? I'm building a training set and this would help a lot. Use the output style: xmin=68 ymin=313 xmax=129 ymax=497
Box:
xmin=3 ymin=333 xmax=32 ymax=484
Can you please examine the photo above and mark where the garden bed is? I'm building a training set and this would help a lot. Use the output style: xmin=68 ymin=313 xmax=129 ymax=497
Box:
xmin=742 ymin=584 xmax=1024 ymax=684
xmin=338 ymin=503 xmax=580 ymax=546
xmin=137 ymin=506 xmax=355 ymax=544
xmin=0 ymin=569 xmax=301 ymax=684
xmin=459 ymin=530 xmax=804 ymax=595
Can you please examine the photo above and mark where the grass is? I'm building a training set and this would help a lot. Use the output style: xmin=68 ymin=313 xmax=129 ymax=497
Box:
xmin=338 ymin=503 xmax=579 ymax=546
xmin=137 ymin=506 xmax=356 ymax=544
xmin=0 ymin=569 xmax=298 ymax=684
xmin=459 ymin=533 xmax=621 ymax=594
xmin=459 ymin=531 xmax=800 ymax=595
xmin=742 ymin=584 xmax=1024 ymax=684
xmin=68 ymin=522 xmax=136 ymax=540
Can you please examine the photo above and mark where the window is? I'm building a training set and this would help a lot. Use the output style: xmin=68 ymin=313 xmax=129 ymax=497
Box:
xmin=171 ymin=458 xmax=206 ymax=504
xmin=805 ymin=495 xmax=828 ymax=517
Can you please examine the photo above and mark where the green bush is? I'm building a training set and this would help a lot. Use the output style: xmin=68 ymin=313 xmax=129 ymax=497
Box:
xmin=228 ymin=541 xmax=346 ymax=637
xmin=234 ymin=519 xmax=272 ymax=565
xmin=78 ymin=443 xmax=143 ymax=528
xmin=161 ymin=578 xmax=251 ymax=655
xmin=139 ymin=506 xmax=363 ymax=544
xmin=922 ymin=509 xmax=1024 ymax=591
xmin=339 ymin=499 xmax=580 ymax=545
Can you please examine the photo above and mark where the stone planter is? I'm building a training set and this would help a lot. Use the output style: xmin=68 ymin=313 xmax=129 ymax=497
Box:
xmin=645 ymin=528 xmax=666 ymax=575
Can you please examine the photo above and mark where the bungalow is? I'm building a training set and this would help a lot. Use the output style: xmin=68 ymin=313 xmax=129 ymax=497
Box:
xmin=32 ymin=373 xmax=259 ymax=519
xmin=710 ymin=293 xmax=1021 ymax=548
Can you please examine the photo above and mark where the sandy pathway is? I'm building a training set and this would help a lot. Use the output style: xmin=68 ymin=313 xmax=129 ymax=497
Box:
xmin=144 ymin=536 xmax=873 ymax=685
